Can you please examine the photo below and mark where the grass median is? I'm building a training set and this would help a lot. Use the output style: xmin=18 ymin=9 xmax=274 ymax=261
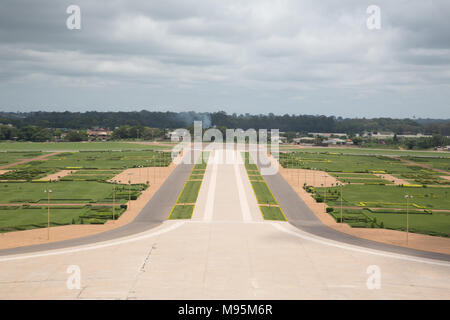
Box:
xmin=243 ymin=152 xmax=286 ymax=221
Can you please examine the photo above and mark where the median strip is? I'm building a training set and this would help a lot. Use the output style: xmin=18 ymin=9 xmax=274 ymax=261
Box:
xmin=168 ymin=152 xmax=209 ymax=219
xmin=243 ymin=152 xmax=286 ymax=221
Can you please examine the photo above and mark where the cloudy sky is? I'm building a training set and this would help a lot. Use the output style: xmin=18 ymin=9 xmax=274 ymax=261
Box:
xmin=0 ymin=0 xmax=449 ymax=118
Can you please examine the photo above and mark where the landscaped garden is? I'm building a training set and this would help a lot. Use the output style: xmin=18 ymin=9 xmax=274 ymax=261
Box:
xmin=0 ymin=148 xmax=174 ymax=232
xmin=281 ymin=150 xmax=450 ymax=237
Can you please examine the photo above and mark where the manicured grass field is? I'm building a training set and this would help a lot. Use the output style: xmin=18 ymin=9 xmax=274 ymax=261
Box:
xmin=0 ymin=145 xmax=173 ymax=231
xmin=279 ymin=146 xmax=450 ymax=157
xmin=169 ymin=205 xmax=194 ymax=219
xmin=0 ymin=151 xmax=46 ymax=166
xmin=328 ymin=208 xmax=449 ymax=237
xmin=189 ymin=174 xmax=204 ymax=180
xmin=11 ymin=150 xmax=172 ymax=170
xmin=364 ymin=210 xmax=449 ymax=237
xmin=0 ymin=141 xmax=169 ymax=152
xmin=259 ymin=206 xmax=286 ymax=221
xmin=177 ymin=181 xmax=203 ymax=203
xmin=250 ymin=181 xmax=277 ymax=205
xmin=280 ymin=152 xmax=419 ymax=174
xmin=0 ymin=205 xmax=126 ymax=232
xmin=0 ymin=181 xmax=145 ymax=204
xmin=169 ymin=152 xmax=208 ymax=219
xmin=248 ymin=175 xmax=264 ymax=181
xmin=402 ymin=156 xmax=450 ymax=172
xmin=291 ymin=147 xmax=450 ymax=236
xmin=320 ymin=184 xmax=450 ymax=210
xmin=243 ymin=152 xmax=283 ymax=219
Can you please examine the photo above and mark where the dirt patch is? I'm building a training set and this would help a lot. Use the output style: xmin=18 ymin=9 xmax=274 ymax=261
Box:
xmin=0 ymin=156 xmax=181 ymax=250
xmin=0 ymin=170 xmax=9 ymax=176
xmin=39 ymin=170 xmax=76 ymax=182
xmin=274 ymin=157 xmax=450 ymax=255
xmin=107 ymin=166 xmax=169 ymax=185
xmin=374 ymin=173 xmax=409 ymax=185
xmin=0 ymin=152 xmax=61 ymax=170
xmin=281 ymin=168 xmax=340 ymax=187
xmin=441 ymin=175 xmax=450 ymax=182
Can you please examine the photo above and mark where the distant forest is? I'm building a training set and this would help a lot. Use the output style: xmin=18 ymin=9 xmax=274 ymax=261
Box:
xmin=1 ymin=111 xmax=449 ymax=135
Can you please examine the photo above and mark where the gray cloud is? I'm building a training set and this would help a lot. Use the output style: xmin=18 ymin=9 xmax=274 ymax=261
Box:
xmin=0 ymin=0 xmax=449 ymax=118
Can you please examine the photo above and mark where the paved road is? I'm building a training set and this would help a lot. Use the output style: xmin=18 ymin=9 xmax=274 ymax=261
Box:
xmin=0 ymin=147 xmax=449 ymax=299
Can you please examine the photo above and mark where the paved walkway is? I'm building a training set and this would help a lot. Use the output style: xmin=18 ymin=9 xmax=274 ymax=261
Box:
xmin=0 ymin=147 xmax=449 ymax=299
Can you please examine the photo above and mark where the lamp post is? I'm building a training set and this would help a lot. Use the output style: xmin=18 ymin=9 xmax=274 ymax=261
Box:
xmin=128 ymin=179 xmax=132 ymax=204
xmin=323 ymin=175 xmax=328 ymax=205
xmin=404 ymin=194 xmax=413 ymax=245
xmin=304 ymin=168 xmax=307 ymax=185
xmin=340 ymin=183 xmax=343 ymax=223
xmin=44 ymin=189 xmax=52 ymax=240
xmin=112 ymin=180 xmax=116 ymax=221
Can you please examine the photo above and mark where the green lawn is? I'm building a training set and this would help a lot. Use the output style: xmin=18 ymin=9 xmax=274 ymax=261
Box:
xmin=328 ymin=208 xmax=449 ymax=237
xmin=320 ymin=184 xmax=450 ymax=210
xmin=401 ymin=156 xmax=450 ymax=172
xmin=0 ymin=151 xmax=46 ymax=166
xmin=169 ymin=205 xmax=194 ymax=219
xmin=0 ymin=141 xmax=169 ymax=152
xmin=279 ymin=146 xmax=450 ymax=157
xmin=259 ymin=206 xmax=286 ymax=221
xmin=280 ymin=152 xmax=420 ymax=174
xmin=189 ymin=174 xmax=204 ymax=180
xmin=177 ymin=181 xmax=202 ymax=203
xmin=250 ymin=181 xmax=277 ymax=205
xmin=0 ymin=205 xmax=126 ymax=232
xmin=169 ymin=152 xmax=208 ymax=219
xmin=10 ymin=150 xmax=172 ymax=170
xmin=365 ymin=210 xmax=449 ymax=237
xmin=0 ymin=181 xmax=145 ymax=204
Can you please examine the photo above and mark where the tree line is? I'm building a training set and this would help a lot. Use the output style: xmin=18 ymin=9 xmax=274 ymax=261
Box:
xmin=1 ymin=110 xmax=449 ymax=136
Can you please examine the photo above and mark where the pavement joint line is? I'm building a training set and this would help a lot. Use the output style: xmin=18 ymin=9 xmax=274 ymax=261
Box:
xmin=0 ymin=221 xmax=185 ymax=262
xmin=272 ymin=222 xmax=450 ymax=267
xmin=203 ymin=150 xmax=218 ymax=222
xmin=235 ymin=152 xmax=252 ymax=222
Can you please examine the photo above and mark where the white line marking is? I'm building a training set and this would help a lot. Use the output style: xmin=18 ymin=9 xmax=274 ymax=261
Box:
xmin=0 ymin=221 xmax=185 ymax=263
xmin=272 ymin=222 xmax=450 ymax=267
xmin=203 ymin=151 xmax=218 ymax=222
xmin=234 ymin=151 xmax=252 ymax=222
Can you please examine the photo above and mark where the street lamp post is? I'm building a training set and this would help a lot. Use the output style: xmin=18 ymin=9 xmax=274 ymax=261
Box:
xmin=340 ymin=183 xmax=343 ymax=223
xmin=44 ymin=189 xmax=52 ymax=240
xmin=112 ymin=181 xmax=116 ymax=221
xmin=404 ymin=195 xmax=413 ymax=245
xmin=323 ymin=175 xmax=328 ymax=205
xmin=128 ymin=179 xmax=132 ymax=204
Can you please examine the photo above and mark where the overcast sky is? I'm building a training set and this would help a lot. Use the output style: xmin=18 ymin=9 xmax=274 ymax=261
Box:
xmin=0 ymin=0 xmax=449 ymax=118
